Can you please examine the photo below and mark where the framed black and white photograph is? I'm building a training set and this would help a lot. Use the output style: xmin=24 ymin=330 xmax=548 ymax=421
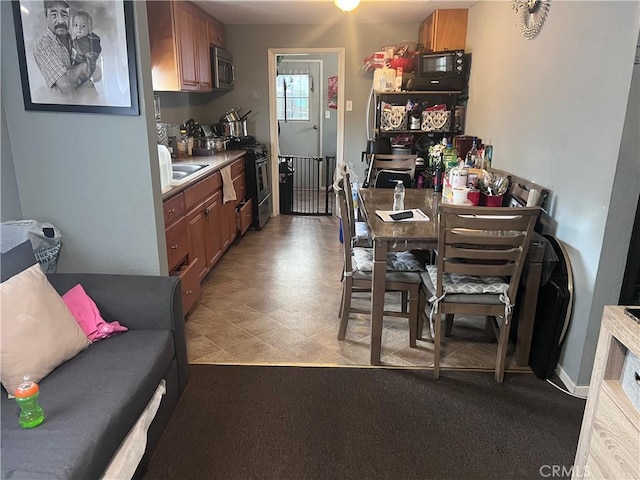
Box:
xmin=12 ymin=0 xmax=139 ymax=115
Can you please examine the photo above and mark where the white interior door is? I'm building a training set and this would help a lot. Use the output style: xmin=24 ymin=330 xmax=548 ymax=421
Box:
xmin=277 ymin=59 xmax=322 ymax=157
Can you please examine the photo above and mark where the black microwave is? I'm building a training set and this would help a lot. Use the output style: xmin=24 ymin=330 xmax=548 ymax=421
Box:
xmin=409 ymin=50 xmax=471 ymax=91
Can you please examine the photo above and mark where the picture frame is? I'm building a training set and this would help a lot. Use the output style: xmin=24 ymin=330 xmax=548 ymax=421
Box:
xmin=12 ymin=0 xmax=139 ymax=115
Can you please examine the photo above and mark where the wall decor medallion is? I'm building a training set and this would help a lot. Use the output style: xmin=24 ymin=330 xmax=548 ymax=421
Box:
xmin=512 ymin=0 xmax=551 ymax=40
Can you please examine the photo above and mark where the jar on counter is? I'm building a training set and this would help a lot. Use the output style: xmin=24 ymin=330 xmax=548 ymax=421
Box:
xmin=177 ymin=129 xmax=188 ymax=158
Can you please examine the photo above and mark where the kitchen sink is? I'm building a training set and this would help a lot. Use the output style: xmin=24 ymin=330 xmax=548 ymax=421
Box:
xmin=171 ymin=163 xmax=208 ymax=181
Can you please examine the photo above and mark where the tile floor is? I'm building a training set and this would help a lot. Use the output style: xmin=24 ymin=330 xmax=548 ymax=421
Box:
xmin=185 ymin=214 xmax=530 ymax=374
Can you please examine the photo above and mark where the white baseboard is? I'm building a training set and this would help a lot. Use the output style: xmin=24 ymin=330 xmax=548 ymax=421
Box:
xmin=556 ymin=364 xmax=591 ymax=398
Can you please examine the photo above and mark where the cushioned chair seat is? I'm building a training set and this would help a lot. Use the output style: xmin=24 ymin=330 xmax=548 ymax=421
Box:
xmin=1 ymin=330 xmax=174 ymax=480
xmin=420 ymin=270 xmax=506 ymax=305
xmin=352 ymin=247 xmax=424 ymax=272
xmin=355 ymin=270 xmax=422 ymax=283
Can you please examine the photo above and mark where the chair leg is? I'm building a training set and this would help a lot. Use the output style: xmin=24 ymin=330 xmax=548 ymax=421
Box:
xmin=494 ymin=315 xmax=513 ymax=383
xmin=409 ymin=286 xmax=419 ymax=348
xmin=444 ymin=314 xmax=454 ymax=337
xmin=401 ymin=291 xmax=408 ymax=313
xmin=337 ymin=279 xmax=353 ymax=340
xmin=433 ymin=311 xmax=442 ymax=379
xmin=417 ymin=286 xmax=426 ymax=340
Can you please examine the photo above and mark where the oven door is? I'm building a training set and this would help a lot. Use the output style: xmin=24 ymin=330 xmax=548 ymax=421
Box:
xmin=256 ymin=157 xmax=270 ymax=203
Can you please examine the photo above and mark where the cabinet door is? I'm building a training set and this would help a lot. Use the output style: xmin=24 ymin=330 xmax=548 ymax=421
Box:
xmin=185 ymin=200 xmax=208 ymax=281
xmin=208 ymin=16 xmax=226 ymax=48
xmin=420 ymin=9 xmax=468 ymax=53
xmin=177 ymin=259 xmax=201 ymax=316
xmin=194 ymin=13 xmax=211 ymax=91
xmin=174 ymin=2 xmax=197 ymax=91
xmin=165 ymin=216 xmax=189 ymax=271
xmin=205 ymin=191 xmax=224 ymax=269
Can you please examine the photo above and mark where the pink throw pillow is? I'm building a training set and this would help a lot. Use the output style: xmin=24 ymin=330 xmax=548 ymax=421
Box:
xmin=62 ymin=284 xmax=128 ymax=342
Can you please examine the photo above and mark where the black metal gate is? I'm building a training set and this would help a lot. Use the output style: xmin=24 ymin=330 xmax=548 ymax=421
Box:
xmin=278 ymin=155 xmax=336 ymax=215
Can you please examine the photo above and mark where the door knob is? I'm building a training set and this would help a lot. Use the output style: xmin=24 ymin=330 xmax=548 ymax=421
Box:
xmin=313 ymin=125 xmax=318 ymax=130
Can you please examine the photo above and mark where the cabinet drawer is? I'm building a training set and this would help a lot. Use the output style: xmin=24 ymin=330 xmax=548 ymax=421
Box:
xmin=233 ymin=174 xmax=246 ymax=205
xmin=236 ymin=199 xmax=253 ymax=236
xmin=176 ymin=258 xmax=201 ymax=315
xmin=184 ymin=172 xmax=221 ymax=209
xmin=230 ymin=158 xmax=245 ymax=178
xmin=163 ymin=192 xmax=185 ymax=226
xmin=165 ymin=216 xmax=189 ymax=271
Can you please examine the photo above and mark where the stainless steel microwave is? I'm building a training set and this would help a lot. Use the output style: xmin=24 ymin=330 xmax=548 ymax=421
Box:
xmin=410 ymin=50 xmax=471 ymax=91
xmin=211 ymin=47 xmax=234 ymax=90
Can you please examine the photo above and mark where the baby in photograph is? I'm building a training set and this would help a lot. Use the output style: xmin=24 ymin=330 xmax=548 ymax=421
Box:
xmin=70 ymin=10 xmax=102 ymax=81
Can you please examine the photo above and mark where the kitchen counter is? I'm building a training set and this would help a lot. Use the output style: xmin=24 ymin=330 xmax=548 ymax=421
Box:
xmin=161 ymin=150 xmax=246 ymax=200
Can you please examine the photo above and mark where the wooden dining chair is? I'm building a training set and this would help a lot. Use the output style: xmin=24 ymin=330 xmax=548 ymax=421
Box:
xmin=365 ymin=154 xmax=417 ymax=189
xmin=418 ymin=204 xmax=540 ymax=382
xmin=335 ymin=178 xmax=423 ymax=347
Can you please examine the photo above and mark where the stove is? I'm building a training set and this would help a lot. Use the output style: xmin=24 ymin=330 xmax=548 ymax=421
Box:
xmin=228 ymin=138 xmax=271 ymax=230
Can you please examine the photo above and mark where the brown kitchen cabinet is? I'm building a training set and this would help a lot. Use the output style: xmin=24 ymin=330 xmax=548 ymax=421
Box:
xmin=162 ymin=155 xmax=247 ymax=315
xmin=147 ymin=1 xmax=217 ymax=92
xmin=208 ymin=16 xmax=226 ymax=48
xmin=418 ymin=9 xmax=468 ymax=53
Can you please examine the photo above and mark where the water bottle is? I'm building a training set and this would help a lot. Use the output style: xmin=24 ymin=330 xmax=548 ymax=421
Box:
xmin=15 ymin=376 xmax=44 ymax=428
xmin=392 ymin=180 xmax=405 ymax=211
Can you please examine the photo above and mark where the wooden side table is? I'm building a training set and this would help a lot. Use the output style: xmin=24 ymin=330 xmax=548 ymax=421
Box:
xmin=572 ymin=306 xmax=640 ymax=479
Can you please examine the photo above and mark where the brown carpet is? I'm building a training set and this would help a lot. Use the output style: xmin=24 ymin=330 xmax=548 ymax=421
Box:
xmin=143 ymin=365 xmax=585 ymax=480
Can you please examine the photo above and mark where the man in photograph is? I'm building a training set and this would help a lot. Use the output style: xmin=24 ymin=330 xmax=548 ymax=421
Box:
xmin=32 ymin=0 xmax=97 ymax=96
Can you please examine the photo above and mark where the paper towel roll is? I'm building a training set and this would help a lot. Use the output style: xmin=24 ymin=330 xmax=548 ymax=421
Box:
xmin=158 ymin=145 xmax=172 ymax=190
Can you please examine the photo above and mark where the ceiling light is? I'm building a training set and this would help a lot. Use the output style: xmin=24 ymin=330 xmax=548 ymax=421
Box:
xmin=334 ymin=0 xmax=360 ymax=13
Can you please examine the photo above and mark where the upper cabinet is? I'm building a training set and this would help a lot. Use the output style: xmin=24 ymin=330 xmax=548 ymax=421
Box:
xmin=147 ymin=1 xmax=225 ymax=92
xmin=208 ymin=16 xmax=226 ymax=49
xmin=418 ymin=9 xmax=468 ymax=53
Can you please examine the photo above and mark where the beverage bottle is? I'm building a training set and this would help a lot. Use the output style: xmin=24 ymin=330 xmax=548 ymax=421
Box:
xmin=15 ymin=376 xmax=44 ymax=428
xmin=465 ymin=137 xmax=478 ymax=167
xmin=442 ymin=143 xmax=458 ymax=200
xmin=392 ymin=180 xmax=405 ymax=211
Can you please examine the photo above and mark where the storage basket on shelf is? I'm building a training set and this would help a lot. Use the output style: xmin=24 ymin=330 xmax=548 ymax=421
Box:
xmin=380 ymin=106 xmax=407 ymax=131
xmin=421 ymin=110 xmax=451 ymax=132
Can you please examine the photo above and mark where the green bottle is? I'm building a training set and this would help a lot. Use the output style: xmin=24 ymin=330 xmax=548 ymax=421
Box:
xmin=15 ymin=376 xmax=44 ymax=428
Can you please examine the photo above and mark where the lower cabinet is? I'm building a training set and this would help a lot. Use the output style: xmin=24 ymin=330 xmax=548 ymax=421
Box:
xmin=163 ymin=156 xmax=251 ymax=316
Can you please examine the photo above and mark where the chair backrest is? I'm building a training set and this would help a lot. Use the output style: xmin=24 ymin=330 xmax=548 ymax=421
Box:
xmin=367 ymin=154 xmax=417 ymax=188
xmin=343 ymin=172 xmax=357 ymax=240
xmin=436 ymin=205 xmax=540 ymax=302
xmin=336 ymin=178 xmax=355 ymax=274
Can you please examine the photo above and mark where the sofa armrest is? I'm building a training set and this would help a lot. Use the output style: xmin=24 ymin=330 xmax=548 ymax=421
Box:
xmin=47 ymin=273 xmax=188 ymax=392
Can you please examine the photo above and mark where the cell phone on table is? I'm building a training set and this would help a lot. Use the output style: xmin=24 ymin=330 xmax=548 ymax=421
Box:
xmin=623 ymin=307 xmax=640 ymax=323
xmin=390 ymin=211 xmax=413 ymax=221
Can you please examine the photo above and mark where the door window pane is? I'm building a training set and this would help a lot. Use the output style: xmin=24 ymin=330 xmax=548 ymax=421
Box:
xmin=277 ymin=75 xmax=309 ymax=121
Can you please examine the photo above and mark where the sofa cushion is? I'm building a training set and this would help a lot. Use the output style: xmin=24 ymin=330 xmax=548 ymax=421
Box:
xmin=62 ymin=284 xmax=128 ymax=342
xmin=0 ymin=240 xmax=37 ymax=282
xmin=0 ymin=330 xmax=174 ymax=479
xmin=0 ymin=264 xmax=90 ymax=396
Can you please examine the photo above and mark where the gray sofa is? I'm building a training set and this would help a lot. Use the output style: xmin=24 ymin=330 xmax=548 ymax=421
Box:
xmin=1 ymin=241 xmax=188 ymax=479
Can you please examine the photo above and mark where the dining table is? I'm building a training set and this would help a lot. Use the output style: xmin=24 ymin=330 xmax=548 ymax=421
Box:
xmin=357 ymin=188 xmax=545 ymax=367
xmin=358 ymin=188 xmax=440 ymax=365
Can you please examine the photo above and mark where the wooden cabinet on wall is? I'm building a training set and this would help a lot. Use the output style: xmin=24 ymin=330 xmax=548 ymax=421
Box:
xmin=573 ymin=306 xmax=640 ymax=479
xmin=162 ymin=156 xmax=248 ymax=316
xmin=147 ymin=1 xmax=222 ymax=92
xmin=208 ymin=16 xmax=226 ymax=49
xmin=418 ymin=9 xmax=468 ymax=53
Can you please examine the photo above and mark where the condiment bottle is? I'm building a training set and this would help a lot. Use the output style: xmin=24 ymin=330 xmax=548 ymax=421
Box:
xmin=15 ymin=376 xmax=44 ymax=428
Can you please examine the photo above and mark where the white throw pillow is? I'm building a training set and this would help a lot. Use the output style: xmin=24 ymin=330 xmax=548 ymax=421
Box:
xmin=0 ymin=264 xmax=90 ymax=396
